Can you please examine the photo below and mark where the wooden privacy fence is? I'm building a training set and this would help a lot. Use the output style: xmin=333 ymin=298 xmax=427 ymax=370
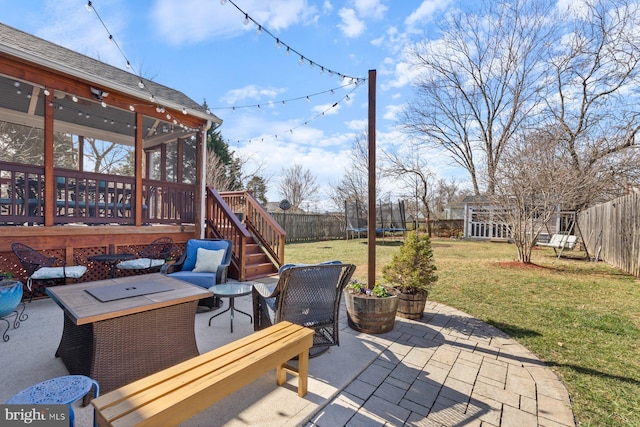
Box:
xmin=578 ymin=191 xmax=640 ymax=277
xmin=270 ymin=212 xmax=345 ymax=242
xmin=268 ymin=212 xmax=464 ymax=242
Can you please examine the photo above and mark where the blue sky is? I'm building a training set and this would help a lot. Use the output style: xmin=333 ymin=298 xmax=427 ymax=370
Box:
xmin=0 ymin=0 xmax=467 ymax=210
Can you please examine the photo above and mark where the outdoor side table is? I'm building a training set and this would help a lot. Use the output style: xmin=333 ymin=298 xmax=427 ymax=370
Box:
xmin=6 ymin=375 xmax=99 ymax=427
xmin=88 ymin=253 xmax=135 ymax=278
xmin=208 ymin=283 xmax=254 ymax=333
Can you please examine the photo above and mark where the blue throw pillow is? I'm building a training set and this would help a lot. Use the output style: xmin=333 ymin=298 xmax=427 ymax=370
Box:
xmin=182 ymin=240 xmax=229 ymax=272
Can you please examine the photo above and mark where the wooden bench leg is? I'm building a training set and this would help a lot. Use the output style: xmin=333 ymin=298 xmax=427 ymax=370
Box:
xmin=277 ymin=350 xmax=310 ymax=397
xmin=297 ymin=350 xmax=309 ymax=397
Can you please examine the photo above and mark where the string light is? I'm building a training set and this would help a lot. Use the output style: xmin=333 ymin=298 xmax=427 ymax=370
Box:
xmin=234 ymin=84 xmax=360 ymax=145
xmin=207 ymin=82 xmax=360 ymax=111
xmin=85 ymin=1 xmax=201 ymax=128
xmin=85 ymin=0 xmax=366 ymax=134
xmin=221 ymin=0 xmax=365 ymax=84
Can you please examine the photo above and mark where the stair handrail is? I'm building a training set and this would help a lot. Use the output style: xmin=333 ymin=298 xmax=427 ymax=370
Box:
xmin=205 ymin=188 xmax=251 ymax=280
xmin=219 ymin=190 xmax=286 ymax=268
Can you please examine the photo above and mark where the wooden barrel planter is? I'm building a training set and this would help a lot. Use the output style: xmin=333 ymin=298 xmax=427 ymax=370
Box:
xmin=343 ymin=290 xmax=398 ymax=334
xmin=396 ymin=292 xmax=428 ymax=320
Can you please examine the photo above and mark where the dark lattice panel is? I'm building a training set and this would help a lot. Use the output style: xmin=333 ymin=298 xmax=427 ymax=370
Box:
xmin=0 ymin=241 xmax=189 ymax=300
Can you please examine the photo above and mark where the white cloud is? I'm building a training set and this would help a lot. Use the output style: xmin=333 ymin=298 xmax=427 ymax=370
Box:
xmin=353 ymin=0 xmax=388 ymax=20
xmin=338 ymin=8 xmax=366 ymax=38
xmin=312 ymin=102 xmax=342 ymax=116
xmin=151 ymin=0 xmax=317 ymax=45
xmin=220 ymin=85 xmax=286 ymax=104
xmin=34 ymin=0 xmax=127 ymax=68
xmin=405 ymin=0 xmax=452 ymax=33
xmin=383 ymin=103 xmax=404 ymax=121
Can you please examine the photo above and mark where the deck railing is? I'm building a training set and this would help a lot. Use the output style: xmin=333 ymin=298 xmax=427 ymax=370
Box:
xmin=206 ymin=189 xmax=285 ymax=280
xmin=220 ymin=190 xmax=286 ymax=266
xmin=0 ymin=161 xmax=195 ymax=225
xmin=205 ymin=188 xmax=251 ymax=280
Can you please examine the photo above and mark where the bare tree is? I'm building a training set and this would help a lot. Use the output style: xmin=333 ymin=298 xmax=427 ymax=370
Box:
xmin=83 ymin=138 xmax=131 ymax=174
xmin=206 ymin=150 xmax=235 ymax=190
xmin=329 ymin=131 xmax=387 ymax=211
xmin=545 ymin=0 xmax=640 ymax=208
xmin=277 ymin=163 xmax=319 ymax=211
xmin=383 ymin=141 xmax=434 ymax=235
xmin=492 ymin=129 xmax=587 ymax=263
xmin=402 ymin=0 xmax=553 ymax=195
xmin=431 ymin=178 xmax=463 ymax=218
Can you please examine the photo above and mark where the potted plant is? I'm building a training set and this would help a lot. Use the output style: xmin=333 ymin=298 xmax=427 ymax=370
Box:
xmin=344 ymin=279 xmax=399 ymax=334
xmin=382 ymin=230 xmax=437 ymax=319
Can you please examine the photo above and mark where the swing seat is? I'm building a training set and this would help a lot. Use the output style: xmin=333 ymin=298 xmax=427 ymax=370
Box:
xmin=536 ymin=234 xmax=577 ymax=250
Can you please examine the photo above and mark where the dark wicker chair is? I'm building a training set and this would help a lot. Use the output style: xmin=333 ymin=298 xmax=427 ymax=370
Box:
xmin=252 ymin=262 xmax=356 ymax=357
xmin=116 ymin=237 xmax=175 ymax=273
xmin=11 ymin=243 xmax=87 ymax=301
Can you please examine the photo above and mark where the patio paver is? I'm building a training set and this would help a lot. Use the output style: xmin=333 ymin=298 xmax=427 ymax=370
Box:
xmin=1 ymin=291 xmax=575 ymax=427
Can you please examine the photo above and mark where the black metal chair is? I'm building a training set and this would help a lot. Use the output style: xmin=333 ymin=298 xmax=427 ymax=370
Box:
xmin=116 ymin=237 xmax=175 ymax=273
xmin=11 ymin=243 xmax=87 ymax=301
xmin=252 ymin=262 xmax=356 ymax=357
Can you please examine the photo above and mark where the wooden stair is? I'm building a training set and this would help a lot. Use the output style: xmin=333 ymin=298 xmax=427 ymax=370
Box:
xmin=243 ymin=235 xmax=279 ymax=281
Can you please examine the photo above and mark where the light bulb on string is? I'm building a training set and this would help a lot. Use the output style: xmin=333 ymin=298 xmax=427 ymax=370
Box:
xmin=275 ymin=38 xmax=280 ymax=48
xmin=138 ymin=80 xmax=144 ymax=89
xmin=85 ymin=1 xmax=92 ymax=12
xmin=126 ymin=61 xmax=131 ymax=69
xmin=72 ymin=95 xmax=78 ymax=102
xmin=257 ymin=25 xmax=262 ymax=35
xmin=107 ymin=34 xmax=113 ymax=44
xmin=244 ymin=14 xmax=249 ymax=25
xmin=299 ymin=56 xmax=304 ymax=65
xmin=285 ymin=46 xmax=290 ymax=56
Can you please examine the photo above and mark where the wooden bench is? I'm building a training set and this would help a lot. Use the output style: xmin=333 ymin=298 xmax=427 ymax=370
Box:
xmin=91 ymin=321 xmax=314 ymax=427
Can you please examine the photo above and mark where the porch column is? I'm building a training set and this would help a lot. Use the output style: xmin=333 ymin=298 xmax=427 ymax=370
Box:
xmin=134 ymin=112 xmax=143 ymax=226
xmin=44 ymin=88 xmax=55 ymax=226
xmin=196 ymin=129 xmax=205 ymax=238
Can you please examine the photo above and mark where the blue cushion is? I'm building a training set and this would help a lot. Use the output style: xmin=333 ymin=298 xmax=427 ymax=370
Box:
xmin=278 ymin=260 xmax=342 ymax=276
xmin=169 ymin=271 xmax=217 ymax=289
xmin=182 ymin=240 xmax=229 ymax=272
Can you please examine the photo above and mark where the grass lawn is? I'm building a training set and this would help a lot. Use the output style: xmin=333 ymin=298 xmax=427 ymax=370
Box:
xmin=284 ymin=237 xmax=640 ymax=427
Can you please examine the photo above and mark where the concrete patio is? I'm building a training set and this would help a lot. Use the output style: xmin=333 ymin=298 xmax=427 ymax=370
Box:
xmin=0 ymin=280 xmax=575 ymax=427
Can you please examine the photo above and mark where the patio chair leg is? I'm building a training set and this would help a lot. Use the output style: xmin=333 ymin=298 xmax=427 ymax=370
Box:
xmin=1 ymin=317 xmax=11 ymax=342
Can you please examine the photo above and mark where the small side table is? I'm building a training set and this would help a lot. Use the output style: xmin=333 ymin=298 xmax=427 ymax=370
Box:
xmin=88 ymin=253 xmax=136 ymax=279
xmin=208 ymin=283 xmax=254 ymax=333
xmin=6 ymin=375 xmax=100 ymax=427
